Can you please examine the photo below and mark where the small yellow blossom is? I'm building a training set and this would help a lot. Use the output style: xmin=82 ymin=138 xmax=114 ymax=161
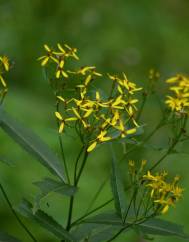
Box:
xmin=55 ymin=111 xmax=77 ymax=133
xmin=38 ymin=44 xmax=58 ymax=66
xmin=143 ymin=169 xmax=183 ymax=214
xmin=87 ymin=130 xmax=112 ymax=152
xmin=56 ymin=61 xmax=68 ymax=79
xmin=165 ymin=74 xmax=189 ymax=113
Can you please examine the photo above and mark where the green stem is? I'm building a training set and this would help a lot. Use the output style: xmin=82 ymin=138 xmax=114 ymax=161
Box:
xmin=74 ymin=146 xmax=85 ymax=183
xmin=123 ymin=190 xmax=136 ymax=223
xmin=84 ymin=178 xmax=107 ymax=214
xmin=71 ymin=198 xmax=113 ymax=227
xmin=136 ymin=92 xmax=147 ymax=121
xmin=75 ymin=150 xmax=88 ymax=184
xmin=150 ymin=115 xmax=187 ymax=171
xmin=0 ymin=183 xmax=37 ymax=242
xmin=56 ymin=101 xmax=70 ymax=184
xmin=66 ymin=149 xmax=88 ymax=231
xmin=107 ymin=213 xmax=155 ymax=242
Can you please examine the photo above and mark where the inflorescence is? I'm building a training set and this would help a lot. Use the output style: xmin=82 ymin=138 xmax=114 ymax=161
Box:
xmin=165 ymin=74 xmax=189 ymax=114
xmin=38 ymin=43 xmax=142 ymax=152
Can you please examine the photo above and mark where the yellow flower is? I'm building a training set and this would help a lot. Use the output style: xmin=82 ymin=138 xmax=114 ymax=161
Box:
xmin=56 ymin=60 xmax=68 ymax=79
xmin=38 ymin=44 xmax=58 ymax=66
xmin=142 ymin=169 xmax=183 ymax=214
xmin=165 ymin=74 xmax=189 ymax=113
xmin=72 ymin=107 xmax=88 ymax=128
xmin=55 ymin=111 xmax=77 ymax=133
xmin=87 ymin=130 xmax=112 ymax=152
xmin=56 ymin=43 xmax=66 ymax=55
xmin=64 ymin=44 xmax=79 ymax=60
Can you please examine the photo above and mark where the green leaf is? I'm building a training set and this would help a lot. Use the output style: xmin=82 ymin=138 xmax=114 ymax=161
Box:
xmin=0 ymin=155 xmax=15 ymax=166
xmin=89 ymin=225 xmax=122 ymax=242
xmin=33 ymin=177 xmax=77 ymax=212
xmin=0 ymin=108 xmax=65 ymax=182
xmin=84 ymin=212 xmax=123 ymax=226
xmin=17 ymin=199 xmax=76 ymax=241
xmin=34 ymin=178 xmax=77 ymax=196
xmin=72 ymin=223 xmax=122 ymax=242
xmin=72 ymin=223 xmax=102 ymax=241
xmin=137 ymin=218 xmax=189 ymax=239
xmin=110 ymin=154 xmax=127 ymax=222
xmin=0 ymin=232 xmax=21 ymax=242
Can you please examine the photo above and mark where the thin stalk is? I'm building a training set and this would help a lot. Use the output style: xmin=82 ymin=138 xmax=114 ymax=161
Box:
xmin=56 ymin=101 xmax=70 ymax=184
xmin=85 ymin=178 xmax=107 ymax=214
xmin=71 ymin=198 xmax=113 ymax=227
xmin=75 ymin=150 xmax=88 ymax=184
xmin=150 ymin=116 xmax=187 ymax=171
xmin=120 ymin=117 xmax=164 ymax=163
xmin=0 ymin=183 xmax=37 ymax=242
xmin=136 ymin=92 xmax=147 ymax=121
xmin=66 ymin=149 xmax=89 ymax=231
xmin=74 ymin=146 xmax=84 ymax=183
xmin=123 ymin=190 xmax=136 ymax=223
xmin=107 ymin=213 xmax=155 ymax=242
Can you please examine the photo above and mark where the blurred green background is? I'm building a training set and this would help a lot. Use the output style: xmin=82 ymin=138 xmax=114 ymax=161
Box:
xmin=0 ymin=0 xmax=189 ymax=241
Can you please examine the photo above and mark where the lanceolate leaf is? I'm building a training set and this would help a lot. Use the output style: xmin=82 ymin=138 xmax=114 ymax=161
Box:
xmin=82 ymin=214 xmax=189 ymax=240
xmin=0 ymin=108 xmax=65 ymax=182
xmin=0 ymin=155 xmax=15 ymax=166
xmin=137 ymin=218 xmax=189 ymax=239
xmin=72 ymin=223 xmax=123 ymax=242
xmin=110 ymin=155 xmax=127 ymax=222
xmin=17 ymin=199 xmax=76 ymax=242
xmin=0 ymin=232 xmax=21 ymax=242
xmin=72 ymin=223 xmax=102 ymax=241
xmin=84 ymin=212 xmax=123 ymax=226
xmin=89 ymin=226 xmax=122 ymax=242
xmin=33 ymin=178 xmax=77 ymax=212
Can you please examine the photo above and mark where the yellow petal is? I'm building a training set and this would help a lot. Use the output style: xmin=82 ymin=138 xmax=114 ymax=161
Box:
xmin=84 ymin=109 xmax=93 ymax=118
xmin=0 ymin=75 xmax=7 ymax=87
xmin=72 ymin=108 xmax=81 ymax=119
xmin=65 ymin=117 xmax=77 ymax=121
xmin=56 ymin=70 xmax=61 ymax=79
xmin=117 ymin=85 xmax=123 ymax=94
xmin=41 ymin=57 xmax=49 ymax=66
xmin=60 ymin=60 xmax=65 ymax=68
xmin=55 ymin=111 xmax=63 ymax=120
xmin=161 ymin=205 xmax=169 ymax=214
xmin=73 ymin=52 xmax=79 ymax=60
xmin=101 ymin=136 xmax=111 ymax=142
xmin=57 ymin=96 xmax=65 ymax=102
xmin=96 ymin=91 xmax=100 ymax=101
xmin=126 ymin=128 xmax=136 ymax=135
xmin=44 ymin=44 xmax=51 ymax=52
xmin=57 ymin=43 xmax=66 ymax=53
xmin=87 ymin=141 xmax=97 ymax=152
xmin=85 ymin=75 xmax=92 ymax=86
xmin=62 ymin=71 xmax=68 ymax=78
xmin=59 ymin=122 xmax=64 ymax=133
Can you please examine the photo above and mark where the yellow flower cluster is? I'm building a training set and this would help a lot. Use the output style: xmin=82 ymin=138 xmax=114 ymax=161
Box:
xmin=0 ymin=55 xmax=10 ymax=96
xmin=39 ymin=43 xmax=142 ymax=152
xmin=165 ymin=74 xmax=189 ymax=113
xmin=143 ymin=170 xmax=183 ymax=214
xmin=38 ymin=44 xmax=79 ymax=79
